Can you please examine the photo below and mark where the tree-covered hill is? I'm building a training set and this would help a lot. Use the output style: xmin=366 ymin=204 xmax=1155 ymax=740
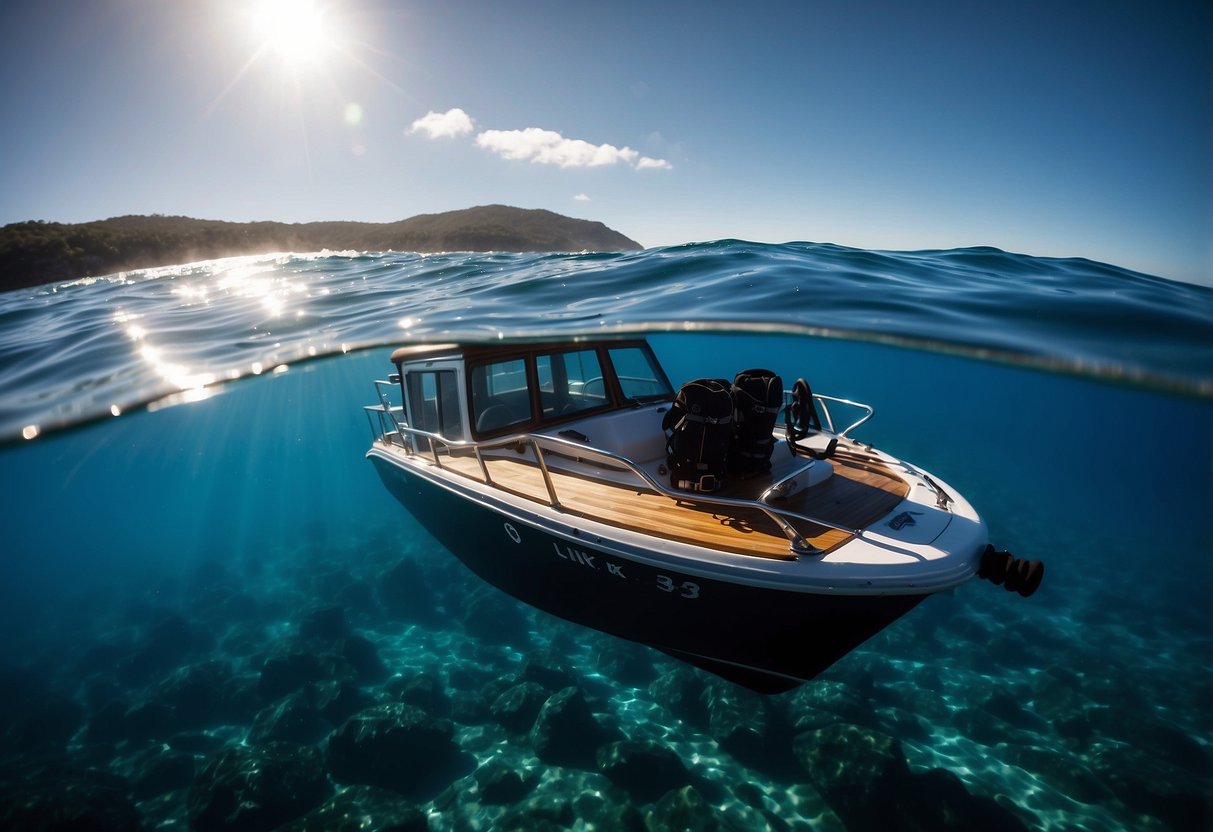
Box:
xmin=0 ymin=205 xmax=643 ymax=292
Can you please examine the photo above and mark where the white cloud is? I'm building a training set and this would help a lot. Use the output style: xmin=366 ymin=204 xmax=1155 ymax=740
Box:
xmin=636 ymin=156 xmax=672 ymax=170
xmin=574 ymin=193 xmax=591 ymax=201
xmin=409 ymin=108 xmax=474 ymax=139
xmin=475 ymin=127 xmax=670 ymax=171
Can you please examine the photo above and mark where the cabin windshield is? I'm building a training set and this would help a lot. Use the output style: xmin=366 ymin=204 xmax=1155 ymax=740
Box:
xmin=607 ymin=345 xmax=673 ymax=401
xmin=537 ymin=348 xmax=609 ymax=419
xmin=467 ymin=340 xmax=675 ymax=438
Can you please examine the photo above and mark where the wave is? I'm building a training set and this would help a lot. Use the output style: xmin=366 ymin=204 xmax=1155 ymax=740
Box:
xmin=0 ymin=241 xmax=1209 ymax=442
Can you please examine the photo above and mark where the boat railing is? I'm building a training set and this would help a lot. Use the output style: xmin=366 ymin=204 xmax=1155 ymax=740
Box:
xmin=366 ymin=399 xmax=862 ymax=557
xmin=364 ymin=379 xmax=409 ymax=449
xmin=786 ymin=391 xmax=875 ymax=438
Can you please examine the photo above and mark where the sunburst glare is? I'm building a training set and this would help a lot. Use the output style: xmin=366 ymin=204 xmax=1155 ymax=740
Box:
xmin=249 ymin=0 xmax=340 ymax=71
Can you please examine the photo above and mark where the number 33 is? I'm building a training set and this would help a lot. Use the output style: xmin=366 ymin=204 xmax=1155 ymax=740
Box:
xmin=656 ymin=575 xmax=700 ymax=598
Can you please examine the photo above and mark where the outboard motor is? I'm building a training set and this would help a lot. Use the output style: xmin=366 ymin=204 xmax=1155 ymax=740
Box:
xmin=978 ymin=545 xmax=1045 ymax=597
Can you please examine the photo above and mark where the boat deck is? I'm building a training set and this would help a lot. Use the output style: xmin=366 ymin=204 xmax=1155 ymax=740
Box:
xmin=431 ymin=447 xmax=909 ymax=561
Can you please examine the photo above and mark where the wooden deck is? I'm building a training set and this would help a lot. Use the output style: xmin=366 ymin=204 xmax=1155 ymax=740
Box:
xmin=431 ymin=448 xmax=908 ymax=561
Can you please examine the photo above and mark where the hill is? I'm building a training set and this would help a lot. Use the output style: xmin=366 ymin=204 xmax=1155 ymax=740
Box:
xmin=0 ymin=205 xmax=643 ymax=292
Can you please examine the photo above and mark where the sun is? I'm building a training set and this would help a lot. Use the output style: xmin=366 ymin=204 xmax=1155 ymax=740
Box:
xmin=249 ymin=0 xmax=338 ymax=71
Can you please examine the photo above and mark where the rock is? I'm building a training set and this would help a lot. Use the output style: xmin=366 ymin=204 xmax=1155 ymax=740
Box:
xmin=702 ymin=681 xmax=769 ymax=763
xmin=340 ymin=634 xmax=388 ymax=682
xmin=520 ymin=659 xmax=578 ymax=692
xmin=530 ymin=686 xmax=617 ymax=769
xmin=0 ymin=766 xmax=140 ymax=831
xmin=277 ymin=785 xmax=429 ymax=831
xmin=497 ymin=793 xmax=574 ymax=831
xmin=152 ymin=659 xmax=235 ymax=731
xmin=648 ymin=667 xmax=707 ymax=727
xmin=475 ymin=760 xmax=535 ymax=804
xmin=571 ymin=789 xmax=646 ymax=831
xmin=310 ymin=679 xmax=364 ymax=725
xmin=248 ymin=689 xmax=327 ymax=745
xmin=117 ymin=611 xmax=210 ymax=684
xmin=450 ymin=691 xmax=491 ymax=725
xmin=795 ymin=723 xmax=1032 ymax=831
xmin=1088 ymin=741 xmax=1213 ymax=831
xmin=299 ymin=605 xmax=348 ymax=642
xmin=794 ymin=723 xmax=910 ymax=829
xmin=490 ymin=681 xmax=549 ymax=733
xmin=391 ymin=673 xmax=451 ymax=716
xmin=130 ymin=748 xmax=196 ymax=799
xmin=326 ymin=702 xmax=468 ymax=800
xmin=900 ymin=768 xmax=1031 ymax=832
xmin=188 ymin=741 xmax=330 ymax=832
xmin=646 ymin=785 xmax=736 ymax=831
xmin=595 ymin=641 xmax=656 ymax=687
xmin=259 ymin=639 xmax=351 ymax=701
xmin=597 ymin=740 xmax=691 ymax=803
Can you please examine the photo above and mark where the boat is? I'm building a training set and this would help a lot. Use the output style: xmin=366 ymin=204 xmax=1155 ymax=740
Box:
xmin=363 ymin=338 xmax=1043 ymax=693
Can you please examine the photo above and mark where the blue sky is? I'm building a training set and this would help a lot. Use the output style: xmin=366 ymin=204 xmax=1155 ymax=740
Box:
xmin=0 ymin=0 xmax=1209 ymax=285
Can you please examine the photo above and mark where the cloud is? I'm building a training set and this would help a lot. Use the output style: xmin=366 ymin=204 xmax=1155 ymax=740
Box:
xmin=409 ymin=107 xmax=474 ymax=139
xmin=636 ymin=156 xmax=672 ymax=170
xmin=574 ymin=193 xmax=591 ymax=201
xmin=475 ymin=126 xmax=670 ymax=171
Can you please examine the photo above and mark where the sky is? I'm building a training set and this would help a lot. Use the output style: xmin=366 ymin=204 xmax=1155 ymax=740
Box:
xmin=0 ymin=0 xmax=1209 ymax=285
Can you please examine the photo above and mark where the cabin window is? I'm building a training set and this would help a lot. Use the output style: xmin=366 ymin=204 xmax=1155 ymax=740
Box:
xmin=470 ymin=358 xmax=532 ymax=434
xmin=405 ymin=370 xmax=462 ymax=439
xmin=536 ymin=349 xmax=609 ymax=419
xmin=608 ymin=346 xmax=673 ymax=401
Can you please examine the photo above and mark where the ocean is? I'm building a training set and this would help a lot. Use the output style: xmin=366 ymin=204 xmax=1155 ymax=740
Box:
xmin=0 ymin=241 xmax=1209 ymax=831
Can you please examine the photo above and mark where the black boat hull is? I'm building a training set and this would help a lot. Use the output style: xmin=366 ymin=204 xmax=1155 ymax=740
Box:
xmin=371 ymin=455 xmax=925 ymax=693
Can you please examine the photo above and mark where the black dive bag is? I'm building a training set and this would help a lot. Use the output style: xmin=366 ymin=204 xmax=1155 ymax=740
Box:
xmin=663 ymin=378 xmax=733 ymax=492
xmin=730 ymin=368 xmax=783 ymax=475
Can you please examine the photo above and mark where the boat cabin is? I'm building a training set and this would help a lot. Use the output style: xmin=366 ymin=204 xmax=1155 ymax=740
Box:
xmin=388 ymin=339 xmax=675 ymax=457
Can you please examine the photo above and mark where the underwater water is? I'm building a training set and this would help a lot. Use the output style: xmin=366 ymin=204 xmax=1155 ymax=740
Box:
xmin=0 ymin=242 xmax=1209 ymax=831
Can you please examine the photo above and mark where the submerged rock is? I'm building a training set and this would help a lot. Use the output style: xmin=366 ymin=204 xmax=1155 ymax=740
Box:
xmin=794 ymin=723 xmax=1031 ymax=831
xmin=530 ymin=685 xmax=618 ymax=769
xmin=129 ymin=747 xmax=195 ymax=799
xmin=247 ymin=688 xmax=328 ymax=745
xmin=597 ymin=739 xmax=691 ymax=803
xmin=326 ymin=702 xmax=468 ymax=800
xmin=475 ymin=760 xmax=536 ymax=805
xmin=187 ymin=741 xmax=330 ymax=832
xmin=389 ymin=672 xmax=451 ymax=716
xmin=277 ymin=784 xmax=429 ymax=831
xmin=646 ymin=785 xmax=736 ymax=832
xmin=0 ymin=764 xmax=139 ymax=832
xmin=258 ymin=638 xmax=353 ymax=701
xmin=151 ymin=659 xmax=242 ymax=732
xmin=648 ymin=667 xmax=708 ymax=727
xmin=496 ymin=792 xmax=575 ymax=831
xmin=490 ymin=681 xmax=549 ymax=734
xmin=595 ymin=641 xmax=657 ymax=687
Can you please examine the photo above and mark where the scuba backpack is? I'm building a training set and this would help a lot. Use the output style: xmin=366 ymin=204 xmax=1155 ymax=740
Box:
xmin=729 ymin=368 xmax=783 ymax=475
xmin=663 ymin=378 xmax=733 ymax=492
